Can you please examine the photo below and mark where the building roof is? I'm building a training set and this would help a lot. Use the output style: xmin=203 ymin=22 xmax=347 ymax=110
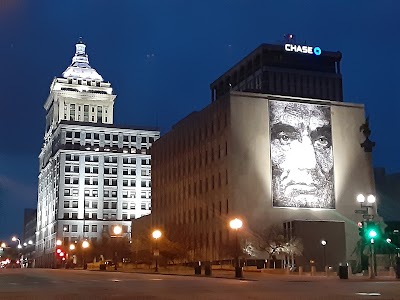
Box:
xmin=62 ymin=40 xmax=104 ymax=82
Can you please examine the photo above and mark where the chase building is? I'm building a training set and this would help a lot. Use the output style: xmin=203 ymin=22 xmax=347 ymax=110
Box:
xmin=35 ymin=41 xmax=160 ymax=267
xmin=151 ymin=42 xmax=377 ymax=271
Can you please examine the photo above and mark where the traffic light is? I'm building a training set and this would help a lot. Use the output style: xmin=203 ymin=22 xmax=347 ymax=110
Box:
xmin=358 ymin=222 xmax=364 ymax=238
xmin=56 ymin=247 xmax=65 ymax=258
xmin=365 ymin=222 xmax=380 ymax=242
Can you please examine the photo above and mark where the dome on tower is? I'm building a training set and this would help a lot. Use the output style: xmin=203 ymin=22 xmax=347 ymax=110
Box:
xmin=62 ymin=39 xmax=104 ymax=81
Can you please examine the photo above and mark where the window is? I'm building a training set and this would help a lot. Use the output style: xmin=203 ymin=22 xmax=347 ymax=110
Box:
xmin=64 ymin=189 xmax=70 ymax=196
xmin=92 ymin=202 xmax=98 ymax=209
xmin=72 ymin=225 xmax=78 ymax=232
xmin=72 ymin=201 xmax=78 ymax=208
xmin=111 ymin=202 xmax=117 ymax=209
xmin=74 ymin=132 xmax=80 ymax=139
xmin=92 ymin=213 xmax=98 ymax=220
xmin=72 ymin=213 xmax=78 ymax=219
xmin=86 ymin=133 xmax=91 ymax=139
xmin=64 ymin=201 xmax=69 ymax=208
xmin=91 ymin=225 xmax=97 ymax=232
xmin=103 ymin=225 xmax=109 ymax=233
xmin=122 ymin=214 xmax=128 ymax=220
xmin=63 ymin=225 xmax=69 ymax=232
xmin=84 ymin=225 xmax=89 ymax=232
xmin=63 ymin=213 xmax=69 ymax=219
xmin=104 ymin=202 xmax=109 ymax=209
xmin=113 ymin=135 xmax=118 ymax=142
xmin=122 ymin=203 xmax=128 ymax=209
xmin=130 ymin=203 xmax=136 ymax=209
xmin=141 ymin=203 xmax=146 ymax=210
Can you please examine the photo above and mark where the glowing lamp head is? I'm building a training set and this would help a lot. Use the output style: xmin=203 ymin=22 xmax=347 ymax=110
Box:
xmin=357 ymin=194 xmax=365 ymax=203
xmin=56 ymin=240 xmax=62 ymax=246
xmin=17 ymin=244 xmax=22 ymax=249
xmin=11 ymin=237 xmax=17 ymax=242
xmin=82 ymin=240 xmax=89 ymax=249
xmin=152 ymin=230 xmax=162 ymax=240
xmin=321 ymin=240 xmax=327 ymax=246
xmin=386 ymin=238 xmax=392 ymax=243
xmin=69 ymin=244 xmax=76 ymax=250
xmin=28 ymin=240 xmax=33 ymax=245
xmin=113 ymin=225 xmax=122 ymax=235
xmin=1 ymin=243 xmax=6 ymax=248
xmin=367 ymin=195 xmax=376 ymax=204
xmin=23 ymin=243 xmax=27 ymax=247
xmin=229 ymin=218 xmax=243 ymax=230
xmin=56 ymin=248 xmax=61 ymax=254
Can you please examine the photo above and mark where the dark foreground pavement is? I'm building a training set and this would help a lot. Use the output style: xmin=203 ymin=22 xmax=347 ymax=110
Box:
xmin=0 ymin=268 xmax=399 ymax=300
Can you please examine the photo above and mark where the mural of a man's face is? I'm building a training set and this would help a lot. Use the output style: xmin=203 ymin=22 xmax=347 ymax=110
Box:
xmin=269 ymin=101 xmax=335 ymax=208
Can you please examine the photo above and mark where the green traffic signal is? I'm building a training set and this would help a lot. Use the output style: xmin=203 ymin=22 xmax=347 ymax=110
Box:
xmin=364 ymin=222 xmax=380 ymax=241
xmin=368 ymin=229 xmax=377 ymax=238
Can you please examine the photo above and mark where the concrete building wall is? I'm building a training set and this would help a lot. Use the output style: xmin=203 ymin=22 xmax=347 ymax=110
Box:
xmin=229 ymin=92 xmax=378 ymax=262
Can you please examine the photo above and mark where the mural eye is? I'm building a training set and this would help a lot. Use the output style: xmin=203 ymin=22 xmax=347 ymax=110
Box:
xmin=278 ymin=133 xmax=291 ymax=144
xmin=315 ymin=136 xmax=329 ymax=147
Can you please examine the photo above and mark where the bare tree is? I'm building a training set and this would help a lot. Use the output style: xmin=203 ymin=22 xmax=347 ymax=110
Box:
xmin=283 ymin=237 xmax=303 ymax=268
xmin=253 ymin=225 xmax=286 ymax=268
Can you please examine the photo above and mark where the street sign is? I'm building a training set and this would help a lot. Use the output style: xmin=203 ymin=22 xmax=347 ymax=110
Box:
xmin=355 ymin=209 xmax=367 ymax=214
xmin=363 ymin=214 xmax=374 ymax=219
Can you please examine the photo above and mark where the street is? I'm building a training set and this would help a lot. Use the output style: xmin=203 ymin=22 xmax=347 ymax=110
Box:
xmin=0 ymin=269 xmax=399 ymax=300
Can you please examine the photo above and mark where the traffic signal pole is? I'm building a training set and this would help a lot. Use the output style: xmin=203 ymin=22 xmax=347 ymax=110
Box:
xmin=370 ymin=239 xmax=375 ymax=279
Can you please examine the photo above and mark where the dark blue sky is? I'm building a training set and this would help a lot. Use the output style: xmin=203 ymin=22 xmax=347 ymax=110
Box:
xmin=0 ymin=0 xmax=399 ymax=241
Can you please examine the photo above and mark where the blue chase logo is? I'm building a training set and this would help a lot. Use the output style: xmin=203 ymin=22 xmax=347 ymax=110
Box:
xmin=285 ymin=44 xmax=322 ymax=56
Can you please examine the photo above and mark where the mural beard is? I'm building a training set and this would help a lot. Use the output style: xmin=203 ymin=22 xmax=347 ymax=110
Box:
xmin=272 ymin=167 xmax=334 ymax=208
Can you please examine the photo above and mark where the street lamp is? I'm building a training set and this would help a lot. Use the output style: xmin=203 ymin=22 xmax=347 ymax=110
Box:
xmin=12 ymin=237 xmax=22 ymax=249
xmin=356 ymin=193 xmax=376 ymax=279
xmin=1 ymin=242 xmax=6 ymax=248
xmin=111 ymin=225 xmax=123 ymax=270
xmin=82 ymin=240 xmax=89 ymax=269
xmin=321 ymin=240 xmax=327 ymax=272
xmin=229 ymin=218 xmax=243 ymax=278
xmin=152 ymin=230 xmax=162 ymax=272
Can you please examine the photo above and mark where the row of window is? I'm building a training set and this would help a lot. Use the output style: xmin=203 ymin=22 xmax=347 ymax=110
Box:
xmin=65 ymin=131 xmax=156 ymax=143
xmin=157 ymin=199 xmax=229 ymax=226
xmin=64 ymin=188 xmax=150 ymax=197
xmin=65 ymin=155 xmax=149 ymax=165
xmin=62 ymin=212 xmax=142 ymax=220
xmin=64 ymin=201 xmax=148 ymax=210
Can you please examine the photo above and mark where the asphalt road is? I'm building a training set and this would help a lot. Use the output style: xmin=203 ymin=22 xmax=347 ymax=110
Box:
xmin=0 ymin=269 xmax=399 ymax=300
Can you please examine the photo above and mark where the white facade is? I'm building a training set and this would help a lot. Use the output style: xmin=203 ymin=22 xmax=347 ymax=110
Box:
xmin=35 ymin=41 xmax=159 ymax=267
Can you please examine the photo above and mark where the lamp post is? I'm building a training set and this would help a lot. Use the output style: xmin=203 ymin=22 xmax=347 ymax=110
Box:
xmin=229 ymin=218 xmax=243 ymax=278
xmin=152 ymin=230 xmax=162 ymax=272
xmin=12 ymin=237 xmax=22 ymax=249
xmin=82 ymin=240 xmax=89 ymax=269
xmin=321 ymin=240 xmax=327 ymax=273
xmin=357 ymin=193 xmax=376 ymax=279
xmin=112 ymin=225 xmax=123 ymax=270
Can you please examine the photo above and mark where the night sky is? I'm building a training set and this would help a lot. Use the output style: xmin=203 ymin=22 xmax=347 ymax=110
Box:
xmin=0 ymin=0 xmax=399 ymax=241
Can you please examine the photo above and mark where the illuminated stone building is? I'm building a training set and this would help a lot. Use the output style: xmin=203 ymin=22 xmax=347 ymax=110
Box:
xmin=35 ymin=41 xmax=159 ymax=267
xmin=151 ymin=43 xmax=378 ymax=270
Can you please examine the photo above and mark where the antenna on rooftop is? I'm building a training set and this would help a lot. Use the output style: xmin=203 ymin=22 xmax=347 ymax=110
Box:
xmin=284 ymin=34 xmax=296 ymax=44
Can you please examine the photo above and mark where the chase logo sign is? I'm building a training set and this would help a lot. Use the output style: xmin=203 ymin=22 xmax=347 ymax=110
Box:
xmin=285 ymin=44 xmax=322 ymax=56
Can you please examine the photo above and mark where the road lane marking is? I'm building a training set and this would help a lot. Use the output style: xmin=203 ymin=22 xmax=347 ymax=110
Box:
xmin=356 ymin=292 xmax=382 ymax=296
xmin=150 ymin=278 xmax=163 ymax=281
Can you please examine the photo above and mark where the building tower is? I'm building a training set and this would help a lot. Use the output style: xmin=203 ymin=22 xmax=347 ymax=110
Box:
xmin=35 ymin=40 xmax=159 ymax=268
